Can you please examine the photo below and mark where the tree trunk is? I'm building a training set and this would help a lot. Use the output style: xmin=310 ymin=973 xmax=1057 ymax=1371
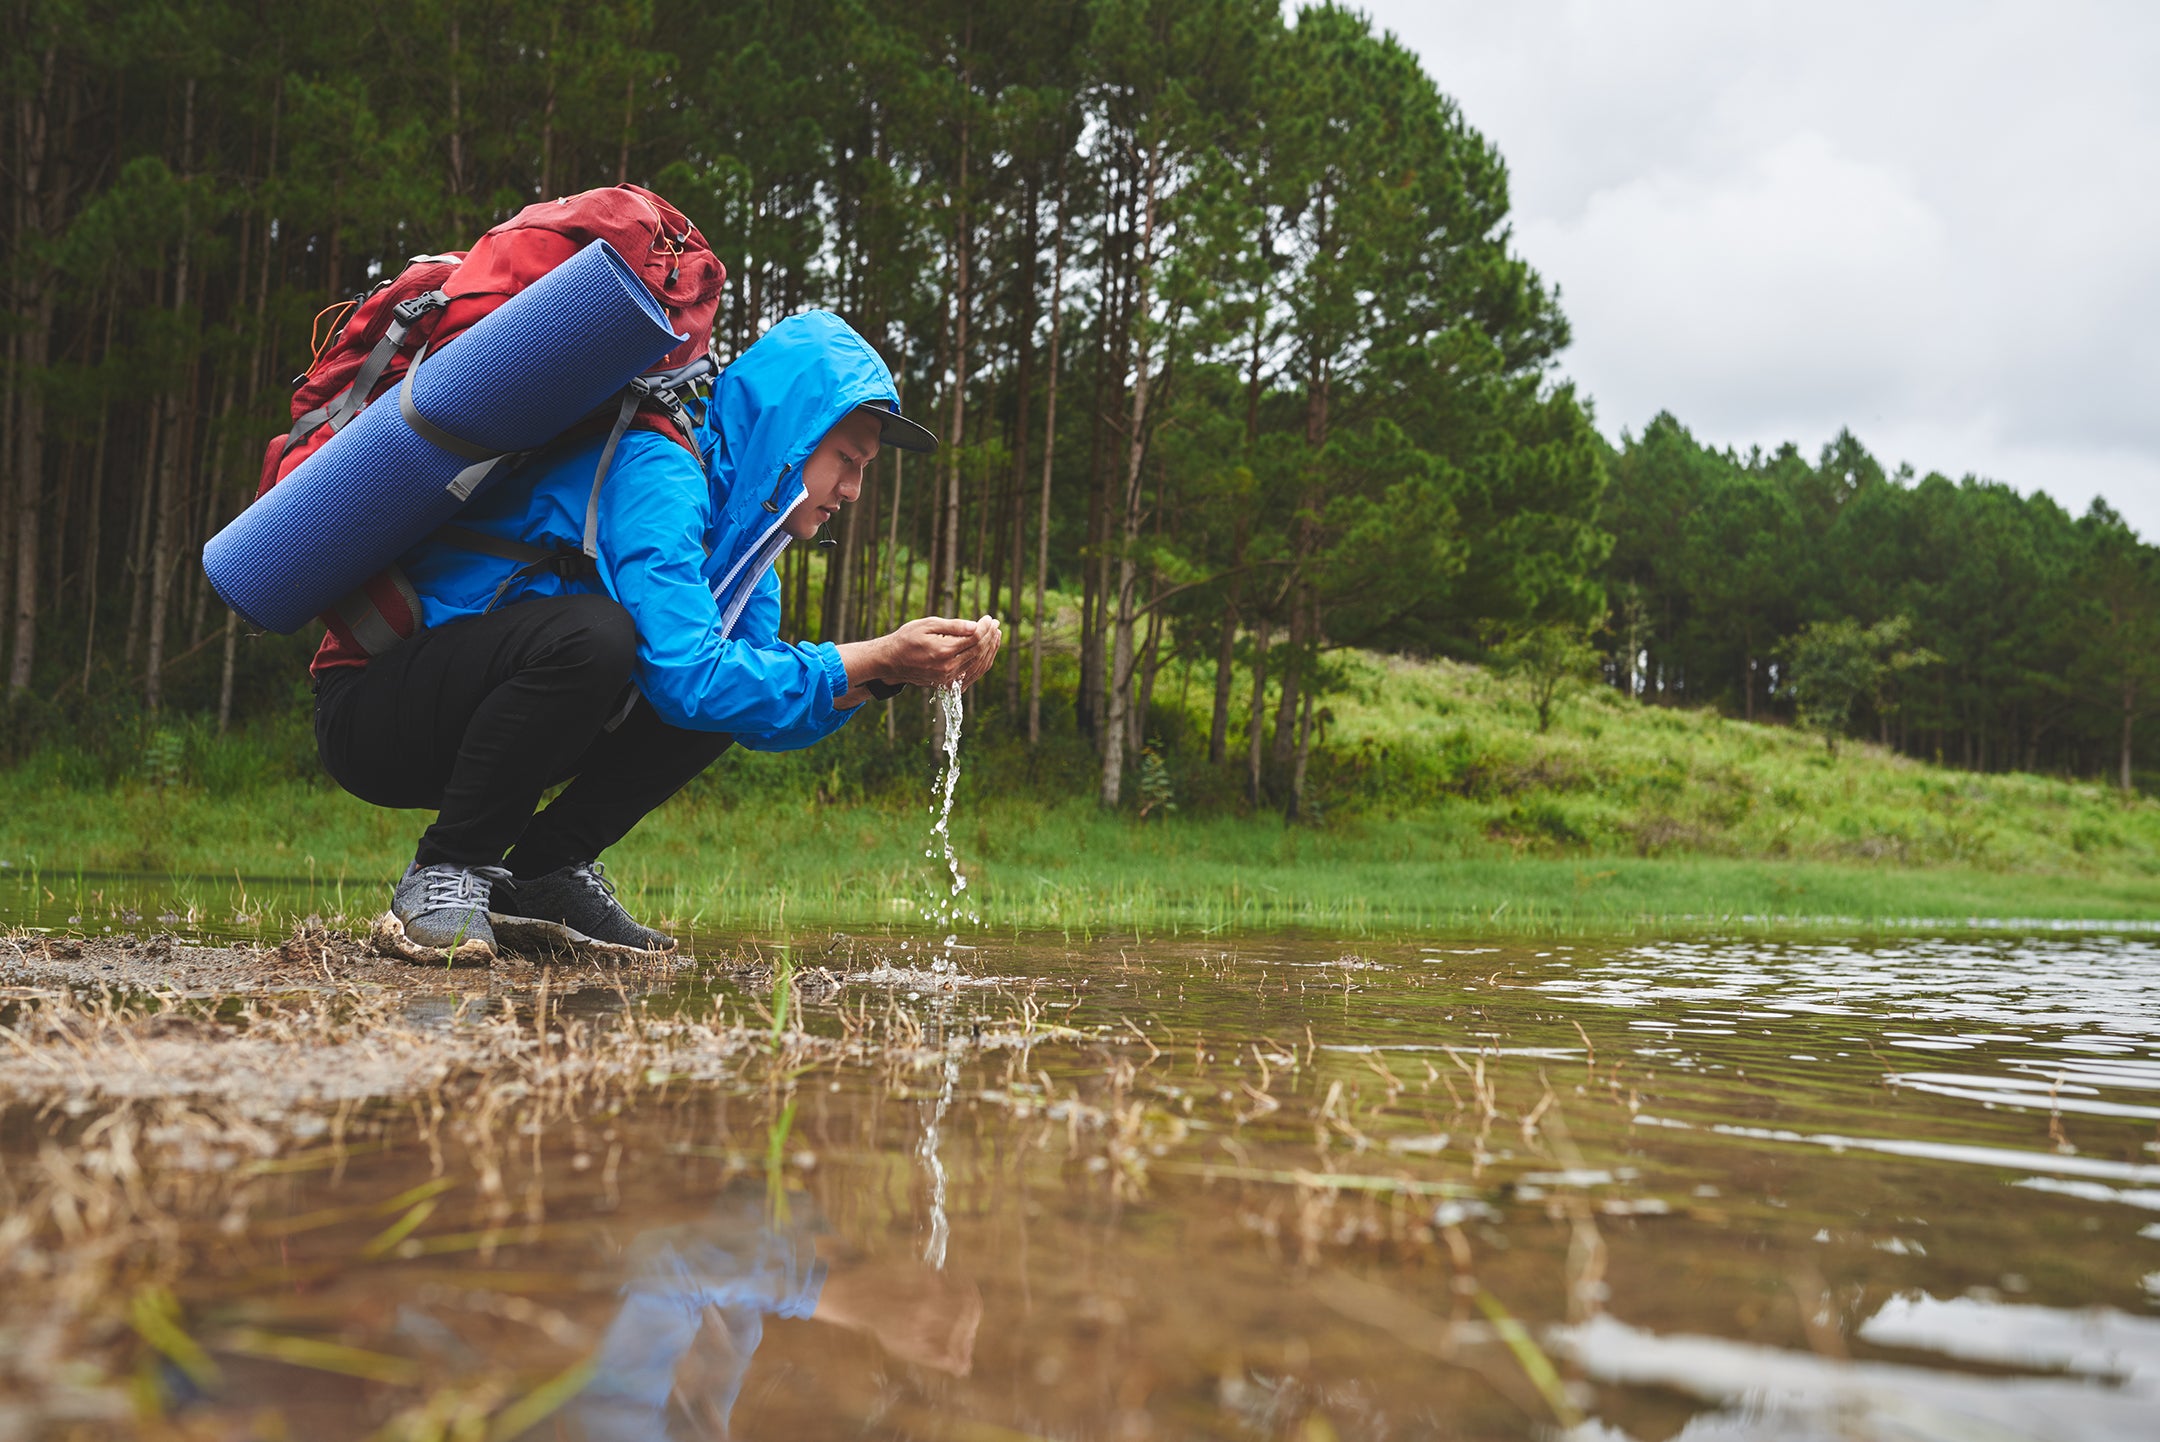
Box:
xmin=1028 ymin=160 xmax=1069 ymax=748
xmin=187 ymin=384 xmax=232 ymax=647
xmin=1077 ymin=158 xmax=1131 ymax=744
xmin=144 ymin=393 xmax=183 ymax=712
xmin=8 ymin=43 xmax=58 ymax=696
xmin=1246 ymin=617 xmax=1271 ymax=806
xmin=2122 ymin=677 xmax=2136 ymax=795
xmin=1098 ymin=147 xmax=1162 ymax=809
xmin=1271 ymin=589 xmax=1306 ymax=767
xmin=123 ymin=402 xmax=161 ymax=669
xmin=538 ymin=14 xmax=559 ymax=197
xmin=884 ymin=380 xmax=908 ymax=632
xmin=1098 ymin=382 xmax=1149 ymax=804
xmin=216 ymin=607 xmax=238 ymax=732
xmin=937 ymin=106 xmax=970 ymax=619
xmin=827 ymin=476 xmax=862 ymax=645
xmin=447 ymin=13 xmax=465 ymax=217
xmin=885 ymin=422 xmax=911 ymax=745
xmin=145 ymin=362 xmax=195 ymax=714
xmin=968 ymin=435 xmax=992 ymax=622
xmin=852 ymin=452 xmax=879 ymax=639
xmin=78 ymin=382 xmax=109 ymax=690
xmin=1288 ymin=687 xmax=1315 ymax=822
xmin=1 ymin=335 xmax=15 ymax=686
xmin=10 ymin=288 xmax=51 ymax=696
xmin=1002 ymin=194 xmax=1036 ymax=716
xmin=1130 ymin=602 xmax=1161 ymax=756
xmin=1208 ymin=590 xmax=1239 ymax=765
xmin=792 ymin=540 xmax=811 ymax=638
xmin=146 ymin=78 xmax=199 ymax=713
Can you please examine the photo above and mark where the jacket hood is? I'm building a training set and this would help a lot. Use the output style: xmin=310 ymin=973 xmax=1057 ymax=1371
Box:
xmin=694 ymin=311 xmax=899 ymax=609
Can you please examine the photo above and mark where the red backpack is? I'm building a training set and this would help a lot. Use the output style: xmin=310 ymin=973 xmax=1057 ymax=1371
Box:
xmin=262 ymin=185 xmax=727 ymax=669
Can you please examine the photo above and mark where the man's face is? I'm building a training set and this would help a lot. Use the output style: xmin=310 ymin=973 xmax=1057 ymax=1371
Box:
xmin=784 ymin=408 xmax=883 ymax=540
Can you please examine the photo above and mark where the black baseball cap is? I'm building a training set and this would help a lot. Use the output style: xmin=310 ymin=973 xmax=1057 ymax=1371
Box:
xmin=855 ymin=399 xmax=939 ymax=453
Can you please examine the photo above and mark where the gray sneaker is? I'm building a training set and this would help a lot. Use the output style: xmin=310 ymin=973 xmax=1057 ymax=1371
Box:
xmin=373 ymin=862 xmax=510 ymax=965
xmin=492 ymin=861 xmax=675 ymax=957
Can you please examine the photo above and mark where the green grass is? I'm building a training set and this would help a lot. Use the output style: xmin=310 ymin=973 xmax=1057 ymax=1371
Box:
xmin=2 ymin=646 xmax=2156 ymax=937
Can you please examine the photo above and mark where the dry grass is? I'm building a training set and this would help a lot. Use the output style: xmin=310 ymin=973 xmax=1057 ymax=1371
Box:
xmin=0 ymin=924 xmax=1111 ymax=1438
xmin=0 ymin=932 xmax=1829 ymax=1440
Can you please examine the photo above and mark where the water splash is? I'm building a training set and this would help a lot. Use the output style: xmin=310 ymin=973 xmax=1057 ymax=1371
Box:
xmin=925 ymin=684 xmax=977 ymax=972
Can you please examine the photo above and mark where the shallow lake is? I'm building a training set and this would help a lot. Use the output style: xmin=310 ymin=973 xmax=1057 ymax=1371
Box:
xmin=3 ymin=922 xmax=2158 ymax=1440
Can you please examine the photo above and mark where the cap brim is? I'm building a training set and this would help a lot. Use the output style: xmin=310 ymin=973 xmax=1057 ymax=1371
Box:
xmin=856 ymin=401 xmax=939 ymax=454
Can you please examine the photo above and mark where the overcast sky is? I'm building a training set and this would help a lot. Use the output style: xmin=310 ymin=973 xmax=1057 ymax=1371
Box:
xmin=1356 ymin=0 xmax=2160 ymax=535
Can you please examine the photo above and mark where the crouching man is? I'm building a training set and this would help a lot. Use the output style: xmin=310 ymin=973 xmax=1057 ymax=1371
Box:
xmin=313 ymin=311 xmax=998 ymax=962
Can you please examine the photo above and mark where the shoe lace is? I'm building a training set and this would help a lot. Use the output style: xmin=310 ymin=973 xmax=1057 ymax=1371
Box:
xmin=421 ymin=864 xmax=512 ymax=910
xmin=569 ymin=861 xmax=619 ymax=902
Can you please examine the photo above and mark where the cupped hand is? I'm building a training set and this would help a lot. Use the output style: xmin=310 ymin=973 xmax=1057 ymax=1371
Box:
xmin=877 ymin=616 xmax=989 ymax=689
xmin=954 ymin=614 xmax=1002 ymax=690
xmin=837 ymin=615 xmax=1004 ymax=700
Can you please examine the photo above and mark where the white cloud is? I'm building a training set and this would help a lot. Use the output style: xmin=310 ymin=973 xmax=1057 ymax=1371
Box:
xmin=1354 ymin=0 xmax=2160 ymax=532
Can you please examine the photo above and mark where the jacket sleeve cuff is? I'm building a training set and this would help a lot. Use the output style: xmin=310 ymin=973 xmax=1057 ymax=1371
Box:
xmin=815 ymin=642 xmax=851 ymax=705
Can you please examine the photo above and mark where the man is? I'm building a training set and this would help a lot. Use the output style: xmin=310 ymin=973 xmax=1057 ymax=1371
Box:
xmin=314 ymin=311 xmax=998 ymax=962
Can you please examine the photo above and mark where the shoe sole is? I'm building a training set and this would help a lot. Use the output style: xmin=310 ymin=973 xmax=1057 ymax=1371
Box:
xmin=370 ymin=912 xmax=497 ymax=967
xmin=489 ymin=913 xmax=675 ymax=962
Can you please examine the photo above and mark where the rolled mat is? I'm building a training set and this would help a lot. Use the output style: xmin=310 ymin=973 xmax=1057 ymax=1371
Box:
xmin=204 ymin=239 xmax=683 ymax=633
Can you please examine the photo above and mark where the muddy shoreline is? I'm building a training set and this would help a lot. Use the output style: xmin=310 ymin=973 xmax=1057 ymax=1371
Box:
xmin=0 ymin=923 xmax=711 ymax=997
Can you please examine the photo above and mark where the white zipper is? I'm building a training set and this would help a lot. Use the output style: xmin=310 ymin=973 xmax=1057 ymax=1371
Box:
xmin=717 ymin=522 xmax=794 ymax=639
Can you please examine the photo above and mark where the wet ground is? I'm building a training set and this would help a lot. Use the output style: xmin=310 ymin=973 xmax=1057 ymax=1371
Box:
xmin=2 ymin=921 xmax=2157 ymax=1441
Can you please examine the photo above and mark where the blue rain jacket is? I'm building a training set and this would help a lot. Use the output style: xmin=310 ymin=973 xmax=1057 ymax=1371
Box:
xmin=396 ymin=311 xmax=898 ymax=750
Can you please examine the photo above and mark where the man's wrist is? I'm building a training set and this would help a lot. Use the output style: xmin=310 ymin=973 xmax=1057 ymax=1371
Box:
xmin=835 ymin=637 xmax=881 ymax=692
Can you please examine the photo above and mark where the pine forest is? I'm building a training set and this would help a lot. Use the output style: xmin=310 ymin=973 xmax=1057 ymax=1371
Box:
xmin=2 ymin=0 xmax=2154 ymax=810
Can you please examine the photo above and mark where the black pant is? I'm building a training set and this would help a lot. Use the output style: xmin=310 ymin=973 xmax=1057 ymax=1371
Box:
xmin=314 ymin=594 xmax=732 ymax=875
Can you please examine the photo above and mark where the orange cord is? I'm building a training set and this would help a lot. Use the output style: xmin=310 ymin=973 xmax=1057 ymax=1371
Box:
xmin=307 ymin=298 xmax=359 ymax=371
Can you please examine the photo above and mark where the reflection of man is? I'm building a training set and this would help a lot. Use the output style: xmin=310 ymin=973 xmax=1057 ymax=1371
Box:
xmin=565 ymin=1187 xmax=980 ymax=1439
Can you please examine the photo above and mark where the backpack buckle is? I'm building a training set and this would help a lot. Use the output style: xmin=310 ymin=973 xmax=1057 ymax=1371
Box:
xmin=543 ymin=548 xmax=598 ymax=581
xmin=392 ymin=290 xmax=450 ymax=325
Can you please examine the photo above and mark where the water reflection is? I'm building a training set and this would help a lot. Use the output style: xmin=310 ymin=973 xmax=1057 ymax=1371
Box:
xmin=2 ymin=929 xmax=2159 ymax=1440
xmin=564 ymin=1184 xmax=978 ymax=1440
xmin=1554 ymin=1292 xmax=2160 ymax=1441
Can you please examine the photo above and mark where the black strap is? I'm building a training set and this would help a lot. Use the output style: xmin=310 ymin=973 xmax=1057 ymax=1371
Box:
xmin=433 ymin=523 xmax=555 ymax=566
xmin=428 ymin=522 xmax=595 ymax=616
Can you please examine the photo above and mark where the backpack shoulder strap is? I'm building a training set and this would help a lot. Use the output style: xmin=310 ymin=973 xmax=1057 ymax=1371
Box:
xmin=584 ymin=390 xmax=643 ymax=561
xmin=580 ymin=356 xmax=717 ymax=560
xmin=280 ymin=290 xmax=449 ymax=464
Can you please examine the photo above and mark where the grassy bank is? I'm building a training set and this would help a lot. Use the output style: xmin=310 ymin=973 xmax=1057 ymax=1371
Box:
xmin=4 ymin=650 xmax=2156 ymax=935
